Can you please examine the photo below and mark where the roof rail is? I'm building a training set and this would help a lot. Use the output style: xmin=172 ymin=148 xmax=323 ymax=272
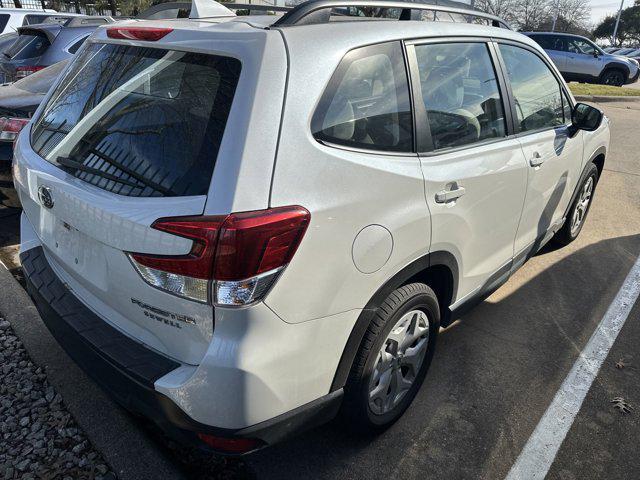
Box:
xmin=271 ymin=0 xmax=510 ymax=29
xmin=225 ymin=3 xmax=292 ymax=13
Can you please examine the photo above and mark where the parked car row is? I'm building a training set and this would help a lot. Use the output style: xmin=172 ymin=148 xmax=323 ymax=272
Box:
xmin=525 ymin=32 xmax=639 ymax=86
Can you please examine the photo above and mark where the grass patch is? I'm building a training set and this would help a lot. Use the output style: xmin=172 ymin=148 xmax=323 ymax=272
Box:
xmin=568 ymin=82 xmax=640 ymax=96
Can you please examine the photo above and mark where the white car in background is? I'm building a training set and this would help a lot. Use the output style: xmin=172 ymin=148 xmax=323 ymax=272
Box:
xmin=0 ymin=7 xmax=58 ymax=34
xmin=14 ymin=0 xmax=610 ymax=455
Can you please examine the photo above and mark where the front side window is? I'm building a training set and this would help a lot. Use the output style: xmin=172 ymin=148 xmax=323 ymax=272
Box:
xmin=312 ymin=41 xmax=413 ymax=152
xmin=567 ymin=38 xmax=600 ymax=55
xmin=31 ymin=43 xmax=241 ymax=197
xmin=415 ymin=42 xmax=506 ymax=151
xmin=499 ymin=44 xmax=564 ymax=132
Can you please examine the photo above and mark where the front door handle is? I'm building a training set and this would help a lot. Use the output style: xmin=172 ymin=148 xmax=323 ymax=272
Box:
xmin=529 ymin=151 xmax=545 ymax=167
xmin=435 ymin=184 xmax=466 ymax=203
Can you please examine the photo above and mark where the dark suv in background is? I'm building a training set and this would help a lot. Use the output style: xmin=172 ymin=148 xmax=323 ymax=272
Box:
xmin=525 ymin=32 xmax=640 ymax=86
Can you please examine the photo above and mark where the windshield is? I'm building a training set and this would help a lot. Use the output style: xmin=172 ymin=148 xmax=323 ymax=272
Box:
xmin=5 ymin=34 xmax=50 ymax=60
xmin=31 ymin=43 xmax=241 ymax=198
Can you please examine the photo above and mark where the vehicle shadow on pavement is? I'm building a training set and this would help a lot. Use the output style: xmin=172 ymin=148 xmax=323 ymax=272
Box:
xmin=244 ymin=233 xmax=640 ymax=480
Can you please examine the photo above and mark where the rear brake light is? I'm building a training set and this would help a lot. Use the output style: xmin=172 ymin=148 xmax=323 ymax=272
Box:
xmin=0 ymin=117 xmax=29 ymax=142
xmin=107 ymin=27 xmax=173 ymax=41
xmin=128 ymin=206 xmax=310 ymax=305
xmin=15 ymin=66 xmax=45 ymax=79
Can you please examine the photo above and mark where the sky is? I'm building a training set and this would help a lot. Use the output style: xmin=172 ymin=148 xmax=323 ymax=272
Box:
xmin=590 ymin=0 xmax=627 ymax=25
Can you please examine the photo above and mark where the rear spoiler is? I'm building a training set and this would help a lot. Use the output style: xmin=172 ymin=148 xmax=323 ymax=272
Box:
xmin=16 ymin=26 xmax=59 ymax=44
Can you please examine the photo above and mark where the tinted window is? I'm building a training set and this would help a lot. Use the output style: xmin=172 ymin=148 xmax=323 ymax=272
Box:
xmin=5 ymin=34 xmax=50 ymax=60
xmin=0 ymin=14 xmax=9 ymax=32
xmin=31 ymin=43 xmax=241 ymax=198
xmin=499 ymin=44 xmax=564 ymax=132
xmin=23 ymin=14 xmax=52 ymax=25
xmin=312 ymin=41 xmax=413 ymax=152
xmin=415 ymin=42 xmax=506 ymax=151
xmin=530 ymin=35 xmax=565 ymax=51
xmin=67 ymin=35 xmax=88 ymax=54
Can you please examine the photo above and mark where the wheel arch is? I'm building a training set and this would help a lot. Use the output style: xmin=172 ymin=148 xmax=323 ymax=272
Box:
xmin=329 ymin=251 xmax=458 ymax=392
xmin=600 ymin=62 xmax=629 ymax=81
xmin=563 ymin=146 xmax=606 ymax=219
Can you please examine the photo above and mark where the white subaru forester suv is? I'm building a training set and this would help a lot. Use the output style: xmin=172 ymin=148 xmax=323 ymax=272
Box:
xmin=14 ymin=0 xmax=610 ymax=454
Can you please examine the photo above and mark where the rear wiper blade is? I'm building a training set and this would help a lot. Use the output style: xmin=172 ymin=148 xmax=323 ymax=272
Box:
xmin=55 ymin=156 xmax=141 ymax=189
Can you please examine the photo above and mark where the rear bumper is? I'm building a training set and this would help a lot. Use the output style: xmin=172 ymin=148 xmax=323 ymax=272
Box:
xmin=21 ymin=246 xmax=343 ymax=454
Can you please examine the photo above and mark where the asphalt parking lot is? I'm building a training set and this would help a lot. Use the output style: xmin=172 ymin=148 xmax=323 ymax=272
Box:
xmin=1 ymin=99 xmax=639 ymax=479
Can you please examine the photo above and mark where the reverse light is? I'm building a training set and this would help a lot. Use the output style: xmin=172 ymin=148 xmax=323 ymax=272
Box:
xmin=128 ymin=206 xmax=310 ymax=306
xmin=0 ymin=117 xmax=29 ymax=142
xmin=15 ymin=66 xmax=45 ymax=79
xmin=107 ymin=27 xmax=173 ymax=41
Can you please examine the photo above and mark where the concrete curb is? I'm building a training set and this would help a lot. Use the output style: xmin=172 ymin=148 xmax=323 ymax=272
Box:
xmin=574 ymin=94 xmax=640 ymax=103
xmin=0 ymin=262 xmax=186 ymax=480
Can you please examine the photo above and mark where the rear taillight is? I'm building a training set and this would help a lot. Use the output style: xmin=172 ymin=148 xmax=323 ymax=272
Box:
xmin=15 ymin=66 xmax=45 ymax=79
xmin=0 ymin=117 xmax=29 ymax=142
xmin=107 ymin=27 xmax=173 ymax=41
xmin=128 ymin=206 xmax=310 ymax=305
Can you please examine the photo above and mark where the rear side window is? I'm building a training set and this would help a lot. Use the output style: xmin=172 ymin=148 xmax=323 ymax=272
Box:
xmin=67 ymin=35 xmax=88 ymax=54
xmin=529 ymin=35 xmax=565 ymax=51
xmin=499 ymin=44 xmax=565 ymax=132
xmin=312 ymin=41 xmax=413 ymax=153
xmin=414 ymin=42 xmax=506 ymax=151
xmin=31 ymin=43 xmax=241 ymax=197
xmin=0 ymin=14 xmax=9 ymax=32
xmin=5 ymin=34 xmax=50 ymax=60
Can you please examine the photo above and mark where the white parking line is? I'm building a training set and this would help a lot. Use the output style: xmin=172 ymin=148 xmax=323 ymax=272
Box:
xmin=505 ymin=254 xmax=640 ymax=480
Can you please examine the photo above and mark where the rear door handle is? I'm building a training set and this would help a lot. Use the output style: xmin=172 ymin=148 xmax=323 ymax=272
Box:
xmin=435 ymin=185 xmax=466 ymax=203
xmin=529 ymin=151 xmax=544 ymax=167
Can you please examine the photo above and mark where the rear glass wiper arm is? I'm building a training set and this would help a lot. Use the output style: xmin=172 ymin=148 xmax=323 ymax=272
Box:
xmin=55 ymin=156 xmax=142 ymax=189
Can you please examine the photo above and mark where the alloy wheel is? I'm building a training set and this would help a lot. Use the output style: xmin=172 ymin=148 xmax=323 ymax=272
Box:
xmin=570 ymin=176 xmax=594 ymax=236
xmin=368 ymin=310 xmax=430 ymax=415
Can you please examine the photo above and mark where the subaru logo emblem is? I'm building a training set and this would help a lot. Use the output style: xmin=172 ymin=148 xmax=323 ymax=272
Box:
xmin=38 ymin=186 xmax=54 ymax=209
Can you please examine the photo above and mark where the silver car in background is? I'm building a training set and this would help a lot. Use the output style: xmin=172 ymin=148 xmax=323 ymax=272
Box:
xmin=525 ymin=32 xmax=640 ymax=86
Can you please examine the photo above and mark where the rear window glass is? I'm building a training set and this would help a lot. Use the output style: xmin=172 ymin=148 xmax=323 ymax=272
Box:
xmin=31 ymin=43 xmax=241 ymax=198
xmin=5 ymin=34 xmax=50 ymax=60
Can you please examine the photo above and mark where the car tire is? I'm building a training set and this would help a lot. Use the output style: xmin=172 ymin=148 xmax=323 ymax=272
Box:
xmin=341 ymin=283 xmax=440 ymax=433
xmin=553 ymin=162 xmax=599 ymax=246
xmin=600 ymin=69 xmax=626 ymax=86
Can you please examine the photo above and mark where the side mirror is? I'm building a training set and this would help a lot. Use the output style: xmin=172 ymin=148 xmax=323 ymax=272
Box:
xmin=593 ymin=51 xmax=599 ymax=58
xmin=571 ymin=103 xmax=603 ymax=134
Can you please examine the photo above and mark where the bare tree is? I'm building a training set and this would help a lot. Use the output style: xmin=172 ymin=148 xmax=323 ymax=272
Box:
xmin=474 ymin=0 xmax=517 ymax=25
xmin=512 ymin=0 xmax=552 ymax=31
xmin=554 ymin=0 xmax=591 ymax=31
